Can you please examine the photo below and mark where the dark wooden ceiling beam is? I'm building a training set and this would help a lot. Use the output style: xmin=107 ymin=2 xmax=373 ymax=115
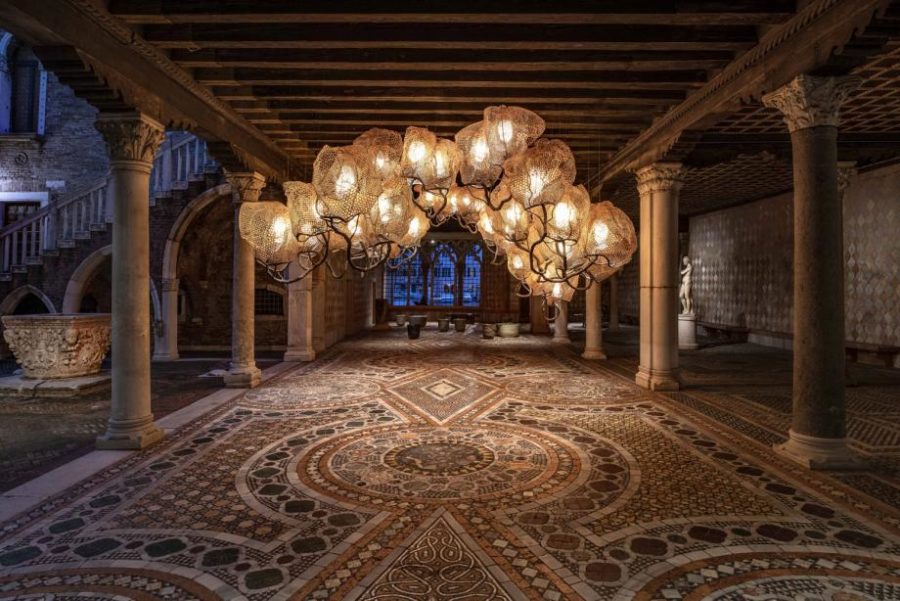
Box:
xmin=169 ymin=48 xmax=739 ymax=70
xmin=109 ymin=0 xmax=796 ymax=25
xmin=227 ymin=99 xmax=673 ymax=113
xmin=192 ymin=67 xmax=709 ymax=87
xmin=141 ymin=23 xmax=758 ymax=50
xmin=215 ymin=86 xmax=687 ymax=102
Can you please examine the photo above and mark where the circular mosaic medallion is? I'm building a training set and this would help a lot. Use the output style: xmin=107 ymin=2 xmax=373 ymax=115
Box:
xmin=384 ymin=440 xmax=495 ymax=476
xmin=505 ymin=374 xmax=646 ymax=405
xmin=241 ymin=374 xmax=381 ymax=408
xmin=298 ymin=423 xmax=600 ymax=507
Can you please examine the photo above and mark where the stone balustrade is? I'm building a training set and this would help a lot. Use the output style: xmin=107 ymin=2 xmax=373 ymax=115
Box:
xmin=1 ymin=314 xmax=111 ymax=379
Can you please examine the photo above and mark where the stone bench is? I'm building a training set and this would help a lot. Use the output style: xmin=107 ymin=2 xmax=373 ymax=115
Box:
xmin=697 ymin=321 xmax=749 ymax=343
xmin=846 ymin=341 xmax=900 ymax=368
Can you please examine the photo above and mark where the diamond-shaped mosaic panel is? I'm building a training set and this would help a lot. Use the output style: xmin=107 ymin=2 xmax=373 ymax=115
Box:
xmin=389 ymin=368 xmax=497 ymax=423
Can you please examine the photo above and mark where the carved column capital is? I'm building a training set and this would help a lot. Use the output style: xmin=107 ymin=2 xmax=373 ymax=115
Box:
xmin=226 ymin=171 xmax=267 ymax=204
xmin=634 ymin=162 xmax=685 ymax=197
xmin=95 ymin=113 xmax=165 ymax=164
xmin=762 ymin=75 xmax=861 ymax=133
xmin=837 ymin=161 xmax=858 ymax=196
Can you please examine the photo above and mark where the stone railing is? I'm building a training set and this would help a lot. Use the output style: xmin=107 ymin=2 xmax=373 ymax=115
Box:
xmin=151 ymin=132 xmax=213 ymax=196
xmin=0 ymin=131 xmax=215 ymax=274
xmin=1 ymin=313 xmax=111 ymax=378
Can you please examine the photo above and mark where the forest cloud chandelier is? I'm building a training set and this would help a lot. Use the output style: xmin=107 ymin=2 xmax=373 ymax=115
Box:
xmin=239 ymin=105 xmax=637 ymax=302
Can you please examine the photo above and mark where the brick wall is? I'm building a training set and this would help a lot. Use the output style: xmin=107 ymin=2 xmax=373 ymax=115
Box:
xmin=0 ymin=70 xmax=108 ymax=195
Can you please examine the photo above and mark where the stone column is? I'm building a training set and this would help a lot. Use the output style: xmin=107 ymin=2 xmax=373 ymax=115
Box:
xmin=152 ymin=278 xmax=179 ymax=361
xmin=223 ymin=171 xmax=266 ymax=388
xmin=634 ymin=162 xmax=683 ymax=391
xmin=608 ymin=274 xmax=620 ymax=332
xmin=95 ymin=113 xmax=165 ymax=450
xmin=552 ymin=300 xmax=570 ymax=343
xmin=284 ymin=265 xmax=316 ymax=362
xmin=582 ymin=282 xmax=606 ymax=359
xmin=763 ymin=75 xmax=861 ymax=469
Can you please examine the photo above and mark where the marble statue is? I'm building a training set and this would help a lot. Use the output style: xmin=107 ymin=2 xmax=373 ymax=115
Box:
xmin=679 ymin=256 xmax=694 ymax=315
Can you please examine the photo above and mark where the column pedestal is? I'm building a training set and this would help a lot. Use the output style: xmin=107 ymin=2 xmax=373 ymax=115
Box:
xmin=774 ymin=430 xmax=861 ymax=470
xmin=552 ymin=300 xmax=570 ymax=344
xmin=678 ymin=313 xmax=698 ymax=350
xmin=94 ymin=113 xmax=165 ymax=450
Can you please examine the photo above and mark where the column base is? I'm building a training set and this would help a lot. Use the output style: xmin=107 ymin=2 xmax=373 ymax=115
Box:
xmin=283 ymin=348 xmax=316 ymax=362
xmin=774 ymin=429 xmax=865 ymax=471
xmin=224 ymin=365 xmax=262 ymax=388
xmin=552 ymin=337 xmax=571 ymax=344
xmin=96 ymin=417 xmax=164 ymax=450
xmin=635 ymin=366 xmax=680 ymax=391
xmin=582 ymin=348 xmax=607 ymax=360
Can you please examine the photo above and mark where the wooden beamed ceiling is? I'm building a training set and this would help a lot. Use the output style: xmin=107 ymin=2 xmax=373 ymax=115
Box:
xmin=105 ymin=0 xmax=799 ymax=178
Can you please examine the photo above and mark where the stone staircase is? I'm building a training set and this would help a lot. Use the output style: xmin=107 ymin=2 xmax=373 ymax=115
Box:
xmin=0 ymin=132 xmax=220 ymax=307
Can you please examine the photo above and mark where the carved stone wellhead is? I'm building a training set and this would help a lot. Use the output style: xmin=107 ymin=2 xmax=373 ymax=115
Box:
xmin=1 ymin=314 xmax=112 ymax=379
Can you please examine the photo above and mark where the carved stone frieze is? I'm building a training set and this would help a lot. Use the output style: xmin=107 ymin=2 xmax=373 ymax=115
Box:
xmin=1 ymin=314 xmax=112 ymax=379
xmin=95 ymin=115 xmax=165 ymax=163
xmin=226 ymin=171 xmax=267 ymax=204
xmin=634 ymin=162 xmax=686 ymax=196
xmin=837 ymin=161 xmax=858 ymax=195
xmin=762 ymin=75 xmax=862 ymax=133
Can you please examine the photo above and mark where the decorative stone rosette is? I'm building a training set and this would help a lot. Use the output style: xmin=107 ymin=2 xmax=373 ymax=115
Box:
xmin=2 ymin=314 xmax=112 ymax=379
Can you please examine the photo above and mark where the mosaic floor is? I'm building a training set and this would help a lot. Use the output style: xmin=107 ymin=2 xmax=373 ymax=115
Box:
xmin=0 ymin=359 xmax=279 ymax=493
xmin=1 ymin=330 xmax=899 ymax=601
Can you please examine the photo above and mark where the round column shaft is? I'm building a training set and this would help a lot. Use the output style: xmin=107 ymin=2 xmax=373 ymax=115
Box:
xmin=763 ymin=74 xmax=861 ymax=469
xmin=552 ymin=300 xmax=570 ymax=344
xmin=95 ymin=114 xmax=165 ymax=450
xmin=224 ymin=171 xmax=266 ymax=388
xmin=582 ymin=282 xmax=606 ymax=359
xmin=634 ymin=162 xmax=683 ymax=391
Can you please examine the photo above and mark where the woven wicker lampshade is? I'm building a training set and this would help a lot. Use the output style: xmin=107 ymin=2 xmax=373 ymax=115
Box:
xmin=369 ymin=176 xmax=413 ymax=242
xmin=283 ymin=181 xmax=329 ymax=240
xmin=353 ymin=128 xmax=403 ymax=180
xmin=455 ymin=121 xmax=502 ymax=186
xmin=238 ymin=201 xmax=299 ymax=267
xmin=313 ymin=145 xmax=379 ymax=222
xmin=502 ymin=139 xmax=576 ymax=208
xmin=484 ymin=105 xmax=545 ymax=161
xmin=584 ymin=201 xmax=638 ymax=271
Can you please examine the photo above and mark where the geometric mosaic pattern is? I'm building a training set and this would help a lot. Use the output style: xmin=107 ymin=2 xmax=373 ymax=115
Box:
xmin=1 ymin=331 xmax=899 ymax=600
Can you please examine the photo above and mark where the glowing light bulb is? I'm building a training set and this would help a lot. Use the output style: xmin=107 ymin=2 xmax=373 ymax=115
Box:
xmin=434 ymin=150 xmax=448 ymax=177
xmin=408 ymin=140 xmax=427 ymax=163
xmin=408 ymin=216 xmax=421 ymax=238
xmin=375 ymin=152 xmax=386 ymax=170
xmin=528 ymin=168 xmax=545 ymax=199
xmin=497 ymin=119 xmax=514 ymax=144
xmin=512 ymin=255 xmax=524 ymax=270
xmin=347 ymin=216 xmax=360 ymax=236
xmin=592 ymin=221 xmax=609 ymax=250
xmin=479 ymin=213 xmax=494 ymax=234
xmin=553 ymin=202 xmax=573 ymax=229
xmin=377 ymin=193 xmax=392 ymax=223
xmin=270 ymin=216 xmax=290 ymax=247
xmin=334 ymin=164 xmax=356 ymax=198
xmin=503 ymin=202 xmax=522 ymax=226
xmin=472 ymin=137 xmax=489 ymax=163
xmin=552 ymin=283 xmax=563 ymax=299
